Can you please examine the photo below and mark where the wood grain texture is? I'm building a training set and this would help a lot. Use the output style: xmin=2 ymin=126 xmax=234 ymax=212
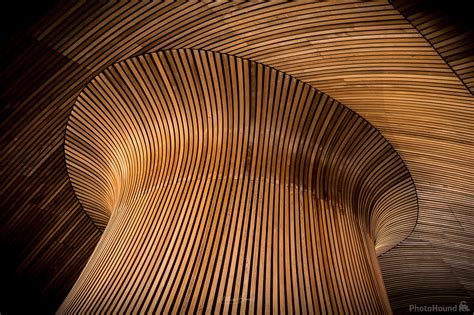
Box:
xmin=391 ymin=0 xmax=474 ymax=95
xmin=1 ymin=1 xmax=473 ymax=312
xmin=59 ymin=49 xmax=416 ymax=314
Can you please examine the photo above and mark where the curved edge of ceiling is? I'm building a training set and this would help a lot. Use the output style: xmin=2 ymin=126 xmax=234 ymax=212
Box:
xmin=390 ymin=0 xmax=474 ymax=96
xmin=64 ymin=48 xmax=419 ymax=257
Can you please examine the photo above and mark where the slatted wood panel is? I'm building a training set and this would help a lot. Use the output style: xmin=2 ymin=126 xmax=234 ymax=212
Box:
xmin=59 ymin=50 xmax=416 ymax=313
xmin=1 ymin=30 xmax=102 ymax=313
xmin=1 ymin=1 xmax=473 ymax=312
xmin=381 ymin=230 xmax=474 ymax=310
xmin=391 ymin=0 xmax=474 ymax=95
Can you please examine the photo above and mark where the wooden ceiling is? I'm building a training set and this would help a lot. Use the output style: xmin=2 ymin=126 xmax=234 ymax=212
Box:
xmin=59 ymin=50 xmax=416 ymax=313
xmin=1 ymin=1 xmax=473 ymax=313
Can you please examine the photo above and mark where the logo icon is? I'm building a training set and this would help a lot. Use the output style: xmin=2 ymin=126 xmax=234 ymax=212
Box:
xmin=458 ymin=301 xmax=470 ymax=312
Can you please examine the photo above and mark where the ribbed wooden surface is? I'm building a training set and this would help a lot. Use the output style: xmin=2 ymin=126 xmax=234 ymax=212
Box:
xmin=59 ymin=49 xmax=416 ymax=313
xmin=1 ymin=1 xmax=473 ymax=312
xmin=391 ymin=0 xmax=474 ymax=95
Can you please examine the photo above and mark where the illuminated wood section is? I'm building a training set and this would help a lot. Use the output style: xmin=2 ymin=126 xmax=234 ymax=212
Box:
xmin=1 ymin=1 xmax=473 ymax=312
xmin=59 ymin=50 xmax=416 ymax=313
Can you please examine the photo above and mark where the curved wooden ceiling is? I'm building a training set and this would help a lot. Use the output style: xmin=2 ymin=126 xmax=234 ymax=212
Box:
xmin=60 ymin=50 xmax=416 ymax=313
xmin=1 ymin=1 xmax=473 ymax=313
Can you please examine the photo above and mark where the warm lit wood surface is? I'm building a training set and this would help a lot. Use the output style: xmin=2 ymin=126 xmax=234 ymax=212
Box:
xmin=59 ymin=50 xmax=416 ymax=313
xmin=1 ymin=1 xmax=473 ymax=312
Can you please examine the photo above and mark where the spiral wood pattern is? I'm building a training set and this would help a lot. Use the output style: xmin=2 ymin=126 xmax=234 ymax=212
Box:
xmin=1 ymin=1 xmax=473 ymax=312
xmin=59 ymin=49 xmax=415 ymax=314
